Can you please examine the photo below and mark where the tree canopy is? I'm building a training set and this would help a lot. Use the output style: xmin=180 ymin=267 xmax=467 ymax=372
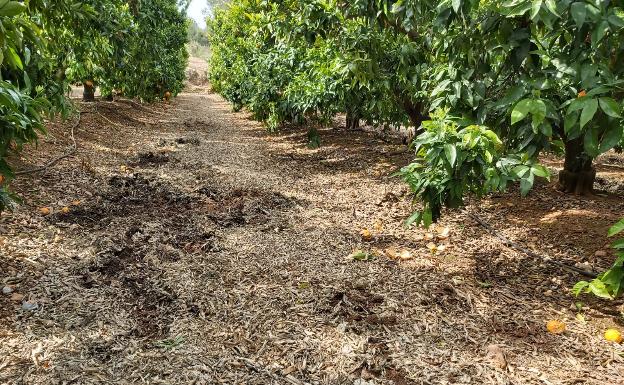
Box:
xmin=208 ymin=0 xmax=624 ymax=224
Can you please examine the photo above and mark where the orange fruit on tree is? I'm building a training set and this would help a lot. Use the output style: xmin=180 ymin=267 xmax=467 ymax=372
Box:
xmin=604 ymin=329 xmax=623 ymax=344
xmin=546 ymin=320 xmax=566 ymax=334
xmin=578 ymin=90 xmax=587 ymax=98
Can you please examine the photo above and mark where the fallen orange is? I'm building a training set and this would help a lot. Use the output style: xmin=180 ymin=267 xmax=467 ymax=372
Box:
xmin=39 ymin=207 xmax=51 ymax=216
xmin=546 ymin=320 xmax=566 ymax=334
xmin=360 ymin=228 xmax=373 ymax=241
xmin=605 ymin=329 xmax=623 ymax=344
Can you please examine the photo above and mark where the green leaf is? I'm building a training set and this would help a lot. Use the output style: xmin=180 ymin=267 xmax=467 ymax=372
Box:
xmin=351 ymin=251 xmax=370 ymax=261
xmin=580 ymin=98 xmax=598 ymax=129
xmin=520 ymin=177 xmax=534 ymax=196
xmin=583 ymin=126 xmax=600 ymax=157
xmin=0 ymin=1 xmax=26 ymax=17
xmin=599 ymin=125 xmax=623 ymax=153
xmin=452 ymin=0 xmax=462 ymax=13
xmin=612 ymin=239 xmax=624 ymax=249
xmin=572 ymin=281 xmax=590 ymax=297
xmin=564 ymin=111 xmax=579 ymax=134
xmin=423 ymin=208 xmax=433 ymax=229
xmin=570 ymin=2 xmax=587 ymax=27
xmin=511 ymin=99 xmax=532 ymax=125
xmin=598 ymin=97 xmax=621 ymax=118
xmin=532 ymin=165 xmax=550 ymax=178
xmin=531 ymin=0 xmax=542 ymax=20
xmin=444 ymin=144 xmax=457 ymax=167
xmin=591 ymin=20 xmax=610 ymax=46
xmin=609 ymin=219 xmax=624 ymax=237
xmin=405 ymin=211 xmax=422 ymax=228
xmin=588 ymin=280 xmax=613 ymax=299
xmin=544 ymin=0 xmax=558 ymax=16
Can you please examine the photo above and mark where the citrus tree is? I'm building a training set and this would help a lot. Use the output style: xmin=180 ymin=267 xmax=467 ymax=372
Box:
xmin=209 ymin=0 xmax=624 ymax=223
xmin=0 ymin=0 xmax=189 ymax=211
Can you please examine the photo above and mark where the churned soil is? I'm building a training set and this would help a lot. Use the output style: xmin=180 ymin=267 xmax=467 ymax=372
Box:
xmin=1 ymin=65 xmax=623 ymax=385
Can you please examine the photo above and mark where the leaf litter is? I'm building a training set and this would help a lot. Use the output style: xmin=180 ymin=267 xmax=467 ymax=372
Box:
xmin=0 ymin=68 xmax=623 ymax=384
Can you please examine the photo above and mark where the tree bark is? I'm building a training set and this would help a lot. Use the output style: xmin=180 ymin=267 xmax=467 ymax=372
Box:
xmin=83 ymin=82 xmax=95 ymax=102
xmin=558 ymin=137 xmax=595 ymax=195
xmin=346 ymin=110 xmax=360 ymax=130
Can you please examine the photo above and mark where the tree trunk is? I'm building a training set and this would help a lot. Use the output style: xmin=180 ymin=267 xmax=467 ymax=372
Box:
xmin=346 ymin=110 xmax=360 ymax=130
xmin=558 ymin=137 xmax=595 ymax=195
xmin=83 ymin=82 xmax=95 ymax=102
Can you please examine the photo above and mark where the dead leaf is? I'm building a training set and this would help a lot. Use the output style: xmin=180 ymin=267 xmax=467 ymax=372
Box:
xmin=399 ymin=250 xmax=413 ymax=260
xmin=39 ymin=207 xmax=51 ymax=216
xmin=385 ymin=248 xmax=399 ymax=260
xmin=10 ymin=293 xmax=24 ymax=302
xmin=360 ymin=228 xmax=373 ymax=241
xmin=436 ymin=226 xmax=450 ymax=239
xmin=486 ymin=344 xmax=507 ymax=370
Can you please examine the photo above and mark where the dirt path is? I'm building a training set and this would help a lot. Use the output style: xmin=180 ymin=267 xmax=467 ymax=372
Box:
xmin=1 ymin=81 xmax=623 ymax=384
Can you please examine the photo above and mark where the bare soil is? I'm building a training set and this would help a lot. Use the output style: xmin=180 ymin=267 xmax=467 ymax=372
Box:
xmin=1 ymin=68 xmax=624 ymax=384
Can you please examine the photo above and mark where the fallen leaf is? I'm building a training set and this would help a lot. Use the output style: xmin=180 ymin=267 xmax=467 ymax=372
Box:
xmin=426 ymin=242 xmax=437 ymax=253
xmin=486 ymin=344 xmax=507 ymax=370
xmin=71 ymin=200 xmax=81 ymax=206
xmin=436 ymin=226 xmax=450 ymax=239
xmin=360 ymin=228 xmax=373 ymax=241
xmin=373 ymin=219 xmax=384 ymax=232
xmin=350 ymin=250 xmax=371 ymax=261
xmin=39 ymin=207 xmax=51 ymax=216
xmin=61 ymin=207 xmax=70 ymax=214
xmin=399 ymin=250 xmax=413 ymax=260
xmin=385 ymin=248 xmax=399 ymax=260
xmin=10 ymin=293 xmax=25 ymax=302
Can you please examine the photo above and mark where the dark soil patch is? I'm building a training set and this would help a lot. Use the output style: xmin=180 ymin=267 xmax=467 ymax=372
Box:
xmin=130 ymin=151 xmax=174 ymax=167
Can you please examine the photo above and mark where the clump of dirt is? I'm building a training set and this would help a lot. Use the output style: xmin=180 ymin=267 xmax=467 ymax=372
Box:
xmin=130 ymin=151 xmax=174 ymax=167
xmin=329 ymin=286 xmax=396 ymax=326
xmin=175 ymin=137 xmax=201 ymax=145
xmin=199 ymin=186 xmax=296 ymax=227
xmin=85 ymin=242 xmax=178 ymax=338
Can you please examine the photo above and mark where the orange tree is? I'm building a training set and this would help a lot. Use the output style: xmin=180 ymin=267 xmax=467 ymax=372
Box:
xmin=210 ymin=0 xmax=624 ymax=223
xmin=0 ymin=0 xmax=189 ymax=211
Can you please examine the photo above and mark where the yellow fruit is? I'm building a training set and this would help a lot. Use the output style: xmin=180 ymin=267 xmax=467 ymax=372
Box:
xmin=604 ymin=329 xmax=623 ymax=344
xmin=546 ymin=320 xmax=566 ymax=334
xmin=39 ymin=207 xmax=51 ymax=216
xmin=360 ymin=228 xmax=373 ymax=241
